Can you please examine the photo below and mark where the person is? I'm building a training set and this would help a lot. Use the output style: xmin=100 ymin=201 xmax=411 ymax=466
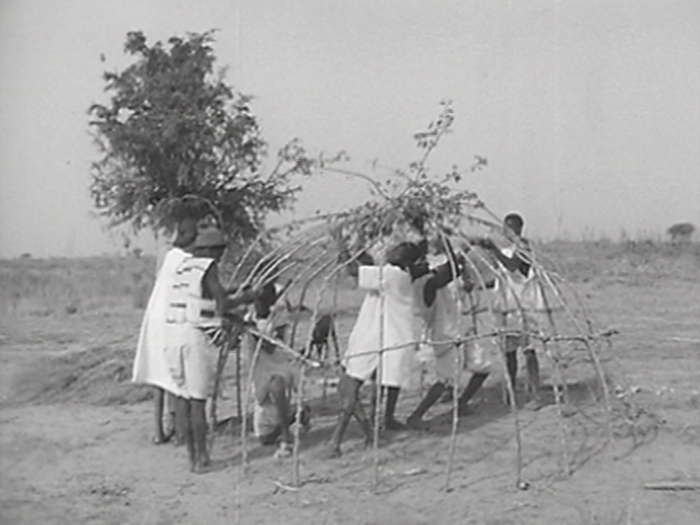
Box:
xmin=166 ymin=226 xmax=259 ymax=472
xmin=324 ymin=241 xmax=425 ymax=458
xmin=132 ymin=217 xmax=197 ymax=444
xmin=406 ymin=245 xmax=492 ymax=429
xmin=247 ymin=281 xmax=310 ymax=459
xmin=479 ymin=213 xmax=544 ymax=409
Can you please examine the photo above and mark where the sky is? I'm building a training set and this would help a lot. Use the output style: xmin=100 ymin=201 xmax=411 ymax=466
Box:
xmin=1 ymin=0 xmax=699 ymax=258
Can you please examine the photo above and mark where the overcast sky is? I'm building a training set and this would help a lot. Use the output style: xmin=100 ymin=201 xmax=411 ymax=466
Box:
xmin=1 ymin=0 xmax=698 ymax=257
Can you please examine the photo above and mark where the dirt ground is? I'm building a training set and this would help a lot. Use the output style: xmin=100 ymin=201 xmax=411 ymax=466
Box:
xmin=1 ymin=244 xmax=699 ymax=524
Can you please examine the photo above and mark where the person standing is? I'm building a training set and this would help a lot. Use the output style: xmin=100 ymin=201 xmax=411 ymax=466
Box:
xmin=166 ymin=226 xmax=259 ymax=472
xmin=324 ymin=242 xmax=424 ymax=458
xmin=132 ymin=217 xmax=197 ymax=444
xmin=479 ymin=213 xmax=544 ymax=409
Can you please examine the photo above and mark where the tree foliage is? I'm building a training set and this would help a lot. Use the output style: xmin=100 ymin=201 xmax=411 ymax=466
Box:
xmin=89 ymin=30 xmax=310 ymax=241
xmin=322 ymin=102 xmax=489 ymax=261
xmin=667 ymin=222 xmax=695 ymax=242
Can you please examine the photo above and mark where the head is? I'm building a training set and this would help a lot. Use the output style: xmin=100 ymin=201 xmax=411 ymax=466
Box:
xmin=193 ymin=227 xmax=227 ymax=260
xmin=254 ymin=280 xmax=279 ymax=320
xmin=173 ymin=217 xmax=198 ymax=249
xmin=503 ymin=213 xmax=524 ymax=239
xmin=385 ymin=241 xmax=422 ymax=270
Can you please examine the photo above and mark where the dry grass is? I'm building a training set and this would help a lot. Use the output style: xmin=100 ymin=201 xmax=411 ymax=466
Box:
xmin=541 ymin=239 xmax=700 ymax=284
xmin=1 ymin=241 xmax=697 ymax=409
xmin=0 ymin=255 xmax=156 ymax=317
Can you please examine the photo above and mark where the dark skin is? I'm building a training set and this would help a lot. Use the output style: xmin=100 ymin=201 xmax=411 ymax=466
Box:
xmin=251 ymin=282 xmax=309 ymax=449
xmin=479 ymin=216 xmax=541 ymax=407
xmin=325 ymin=242 xmax=426 ymax=458
xmin=478 ymin=216 xmax=531 ymax=277
xmin=152 ymin=218 xmax=198 ymax=446
xmin=406 ymin=246 xmax=490 ymax=428
xmin=175 ymin=243 xmax=262 ymax=473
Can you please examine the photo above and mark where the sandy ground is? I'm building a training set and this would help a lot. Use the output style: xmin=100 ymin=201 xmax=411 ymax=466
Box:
xmin=1 ymin=266 xmax=699 ymax=524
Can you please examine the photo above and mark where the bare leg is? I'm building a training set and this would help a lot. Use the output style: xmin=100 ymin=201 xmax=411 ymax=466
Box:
xmin=325 ymin=374 xmax=363 ymax=457
xmin=352 ymin=399 xmax=374 ymax=447
xmin=523 ymin=349 xmax=543 ymax=410
xmin=152 ymin=387 xmax=169 ymax=444
xmin=191 ymin=398 xmax=209 ymax=472
xmin=165 ymin=392 xmax=183 ymax=445
xmin=407 ymin=382 xmax=446 ymax=429
xmin=267 ymin=376 xmax=292 ymax=445
xmin=175 ymin=396 xmax=196 ymax=471
xmin=458 ymin=372 xmax=489 ymax=415
xmin=505 ymin=351 xmax=518 ymax=391
xmin=385 ymin=386 xmax=405 ymax=430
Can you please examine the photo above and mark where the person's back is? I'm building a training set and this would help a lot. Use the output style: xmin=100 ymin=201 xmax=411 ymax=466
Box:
xmin=132 ymin=217 xmax=197 ymax=444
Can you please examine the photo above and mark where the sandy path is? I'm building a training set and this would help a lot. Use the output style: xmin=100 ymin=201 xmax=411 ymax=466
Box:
xmin=1 ymin=276 xmax=699 ymax=524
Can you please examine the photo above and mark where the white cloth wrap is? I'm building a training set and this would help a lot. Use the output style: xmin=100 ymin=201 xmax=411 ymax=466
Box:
xmin=132 ymin=247 xmax=192 ymax=395
xmin=163 ymin=257 xmax=220 ymax=399
xmin=343 ymin=265 xmax=417 ymax=387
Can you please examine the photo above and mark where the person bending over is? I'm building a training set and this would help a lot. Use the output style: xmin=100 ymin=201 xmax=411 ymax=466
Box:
xmin=406 ymin=249 xmax=491 ymax=428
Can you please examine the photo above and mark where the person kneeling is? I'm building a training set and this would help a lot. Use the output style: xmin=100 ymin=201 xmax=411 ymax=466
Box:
xmin=249 ymin=282 xmax=310 ymax=459
xmin=254 ymin=371 xmax=311 ymax=459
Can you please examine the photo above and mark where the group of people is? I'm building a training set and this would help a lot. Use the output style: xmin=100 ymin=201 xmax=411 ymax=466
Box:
xmin=132 ymin=219 xmax=298 ymax=471
xmin=325 ymin=212 xmax=545 ymax=456
xmin=132 ymin=212 xmax=546 ymax=469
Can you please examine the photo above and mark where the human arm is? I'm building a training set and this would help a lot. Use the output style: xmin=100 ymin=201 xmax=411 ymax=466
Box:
xmin=201 ymin=262 xmax=228 ymax=319
xmin=422 ymin=242 xmax=466 ymax=307
xmin=477 ymin=238 xmax=531 ymax=276
xmin=202 ymin=263 xmax=260 ymax=318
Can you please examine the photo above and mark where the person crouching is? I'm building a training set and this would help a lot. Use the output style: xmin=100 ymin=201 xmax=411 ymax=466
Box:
xmin=248 ymin=281 xmax=310 ymax=459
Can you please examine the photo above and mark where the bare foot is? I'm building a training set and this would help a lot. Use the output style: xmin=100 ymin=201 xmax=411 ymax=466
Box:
xmin=191 ymin=461 xmax=208 ymax=474
xmin=151 ymin=432 xmax=172 ymax=445
xmin=524 ymin=398 xmax=544 ymax=411
xmin=384 ymin=419 xmax=406 ymax=431
xmin=406 ymin=416 xmax=430 ymax=430
xmin=560 ymin=403 xmax=577 ymax=418
xmin=457 ymin=403 xmax=474 ymax=417
xmin=319 ymin=445 xmax=342 ymax=459
xmin=274 ymin=442 xmax=293 ymax=460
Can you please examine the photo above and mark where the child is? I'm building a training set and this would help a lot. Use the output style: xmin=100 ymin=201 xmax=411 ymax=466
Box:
xmin=132 ymin=217 xmax=197 ymax=445
xmin=479 ymin=213 xmax=543 ymax=409
xmin=324 ymin=242 xmax=425 ymax=458
xmin=167 ymin=227 xmax=259 ymax=472
xmin=406 ymin=244 xmax=492 ymax=428
xmin=248 ymin=281 xmax=310 ymax=459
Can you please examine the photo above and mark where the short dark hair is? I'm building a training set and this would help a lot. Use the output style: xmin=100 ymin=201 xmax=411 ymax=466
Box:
xmin=386 ymin=242 xmax=421 ymax=268
xmin=173 ymin=217 xmax=198 ymax=248
xmin=504 ymin=213 xmax=524 ymax=230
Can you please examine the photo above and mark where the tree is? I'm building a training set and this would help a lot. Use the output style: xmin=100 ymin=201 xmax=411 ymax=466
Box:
xmin=89 ymin=30 xmax=311 ymax=241
xmin=667 ymin=222 xmax=695 ymax=243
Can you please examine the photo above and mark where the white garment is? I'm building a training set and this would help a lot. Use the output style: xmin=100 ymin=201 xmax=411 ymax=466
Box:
xmin=164 ymin=257 xmax=220 ymax=399
xmin=415 ymin=277 xmax=491 ymax=385
xmin=246 ymin=311 xmax=299 ymax=438
xmin=343 ymin=265 xmax=416 ymax=387
xmin=132 ymin=247 xmax=191 ymax=394
xmin=492 ymin=246 xmax=546 ymax=316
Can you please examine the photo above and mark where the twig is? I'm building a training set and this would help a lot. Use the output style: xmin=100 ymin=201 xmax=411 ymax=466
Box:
xmin=643 ymin=481 xmax=700 ymax=491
